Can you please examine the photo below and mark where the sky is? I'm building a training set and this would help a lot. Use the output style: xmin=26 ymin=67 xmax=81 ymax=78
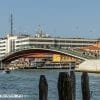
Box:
xmin=0 ymin=0 xmax=100 ymax=38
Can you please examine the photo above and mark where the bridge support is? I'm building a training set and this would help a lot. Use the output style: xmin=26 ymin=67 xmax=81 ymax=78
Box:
xmin=0 ymin=61 xmax=4 ymax=70
xmin=0 ymin=61 xmax=9 ymax=70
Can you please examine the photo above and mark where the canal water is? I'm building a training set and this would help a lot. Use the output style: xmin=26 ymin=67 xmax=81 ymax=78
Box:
xmin=0 ymin=69 xmax=100 ymax=100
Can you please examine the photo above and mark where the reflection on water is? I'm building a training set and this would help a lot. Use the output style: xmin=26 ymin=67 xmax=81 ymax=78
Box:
xmin=0 ymin=69 xmax=100 ymax=100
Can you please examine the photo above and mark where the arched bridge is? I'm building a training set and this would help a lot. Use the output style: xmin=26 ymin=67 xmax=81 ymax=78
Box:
xmin=2 ymin=48 xmax=86 ymax=64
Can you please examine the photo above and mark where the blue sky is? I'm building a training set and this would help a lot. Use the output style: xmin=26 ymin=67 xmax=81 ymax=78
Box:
xmin=0 ymin=0 xmax=100 ymax=38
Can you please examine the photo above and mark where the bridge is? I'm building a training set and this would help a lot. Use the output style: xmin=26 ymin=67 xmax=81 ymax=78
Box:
xmin=1 ymin=47 xmax=87 ymax=69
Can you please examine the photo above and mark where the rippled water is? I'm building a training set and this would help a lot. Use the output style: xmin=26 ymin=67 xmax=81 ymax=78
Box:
xmin=0 ymin=69 xmax=100 ymax=100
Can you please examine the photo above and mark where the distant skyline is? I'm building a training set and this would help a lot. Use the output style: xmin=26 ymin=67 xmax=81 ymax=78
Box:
xmin=0 ymin=0 xmax=100 ymax=38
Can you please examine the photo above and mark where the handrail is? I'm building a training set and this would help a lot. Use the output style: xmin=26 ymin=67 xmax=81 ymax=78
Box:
xmin=1 ymin=46 xmax=98 ymax=60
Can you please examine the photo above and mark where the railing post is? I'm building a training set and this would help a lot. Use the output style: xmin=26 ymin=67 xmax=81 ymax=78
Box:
xmin=39 ymin=75 xmax=48 ymax=100
xmin=57 ymin=72 xmax=73 ymax=100
xmin=81 ymin=72 xmax=90 ymax=100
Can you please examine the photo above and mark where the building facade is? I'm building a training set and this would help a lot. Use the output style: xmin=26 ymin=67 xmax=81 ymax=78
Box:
xmin=0 ymin=33 xmax=97 ymax=58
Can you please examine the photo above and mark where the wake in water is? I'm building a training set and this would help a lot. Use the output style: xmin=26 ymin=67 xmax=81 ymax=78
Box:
xmin=0 ymin=70 xmax=11 ymax=74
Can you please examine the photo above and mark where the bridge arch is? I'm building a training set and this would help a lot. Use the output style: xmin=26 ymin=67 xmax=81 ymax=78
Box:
xmin=2 ymin=48 xmax=86 ymax=64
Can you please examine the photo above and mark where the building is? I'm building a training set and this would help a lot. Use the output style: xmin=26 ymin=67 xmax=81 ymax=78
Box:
xmin=77 ymin=59 xmax=100 ymax=72
xmin=0 ymin=33 xmax=98 ymax=58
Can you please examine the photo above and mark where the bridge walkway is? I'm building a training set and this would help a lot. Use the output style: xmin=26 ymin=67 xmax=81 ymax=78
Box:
xmin=1 ymin=46 xmax=98 ymax=62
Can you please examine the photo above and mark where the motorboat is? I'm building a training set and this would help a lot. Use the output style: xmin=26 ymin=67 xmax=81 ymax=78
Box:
xmin=3 ymin=68 xmax=11 ymax=74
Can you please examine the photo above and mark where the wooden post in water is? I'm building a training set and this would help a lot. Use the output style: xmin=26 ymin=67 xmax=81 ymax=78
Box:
xmin=58 ymin=72 xmax=65 ymax=100
xmin=81 ymin=72 xmax=90 ymax=100
xmin=70 ymin=71 xmax=76 ymax=100
xmin=57 ymin=72 xmax=73 ymax=100
xmin=39 ymin=75 xmax=48 ymax=100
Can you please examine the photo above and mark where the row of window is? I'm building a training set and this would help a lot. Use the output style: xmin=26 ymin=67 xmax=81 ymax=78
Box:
xmin=0 ymin=41 xmax=6 ymax=44
xmin=16 ymin=39 xmax=29 ymax=43
xmin=0 ymin=53 xmax=5 ymax=55
xmin=16 ymin=44 xmax=35 ymax=47
xmin=0 ymin=45 xmax=6 ymax=47
xmin=0 ymin=49 xmax=6 ymax=51
xmin=15 ymin=39 xmax=96 ymax=44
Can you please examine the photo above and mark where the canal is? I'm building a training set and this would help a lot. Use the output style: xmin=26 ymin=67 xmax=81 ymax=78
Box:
xmin=0 ymin=69 xmax=100 ymax=100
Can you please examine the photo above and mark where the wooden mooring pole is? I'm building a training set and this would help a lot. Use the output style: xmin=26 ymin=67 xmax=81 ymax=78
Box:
xmin=39 ymin=75 xmax=48 ymax=100
xmin=70 ymin=71 xmax=76 ymax=100
xmin=58 ymin=72 xmax=73 ymax=100
xmin=81 ymin=72 xmax=90 ymax=100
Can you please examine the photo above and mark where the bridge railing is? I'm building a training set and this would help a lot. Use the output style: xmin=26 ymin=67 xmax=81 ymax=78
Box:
xmin=1 ymin=46 xmax=98 ymax=60
xmin=63 ymin=49 xmax=97 ymax=59
xmin=49 ymin=47 xmax=96 ymax=59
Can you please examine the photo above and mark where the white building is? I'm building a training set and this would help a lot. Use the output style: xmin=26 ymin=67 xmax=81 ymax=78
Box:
xmin=0 ymin=33 xmax=97 ymax=58
xmin=77 ymin=59 xmax=100 ymax=72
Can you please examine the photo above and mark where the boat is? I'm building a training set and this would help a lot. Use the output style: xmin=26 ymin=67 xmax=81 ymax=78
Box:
xmin=44 ymin=62 xmax=75 ymax=69
xmin=4 ymin=70 xmax=10 ymax=74
xmin=4 ymin=68 xmax=11 ymax=74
